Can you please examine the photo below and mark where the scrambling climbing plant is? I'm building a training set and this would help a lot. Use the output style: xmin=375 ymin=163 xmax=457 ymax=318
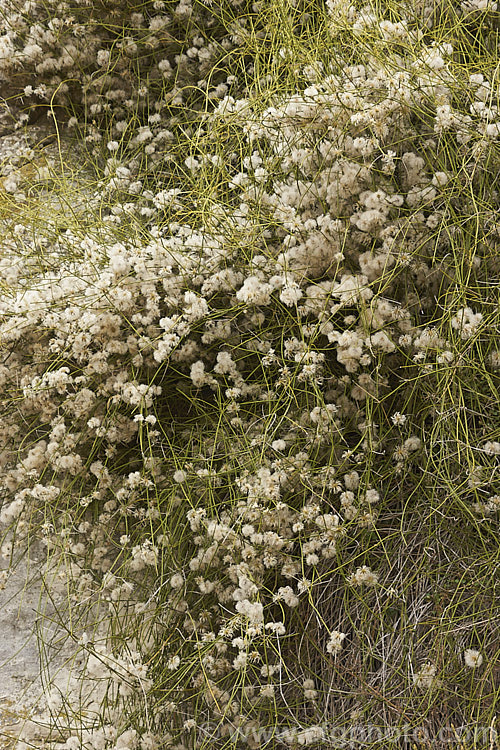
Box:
xmin=0 ymin=0 xmax=499 ymax=748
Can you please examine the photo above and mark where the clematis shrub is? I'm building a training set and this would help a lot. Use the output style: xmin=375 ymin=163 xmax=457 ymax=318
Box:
xmin=0 ymin=0 xmax=499 ymax=748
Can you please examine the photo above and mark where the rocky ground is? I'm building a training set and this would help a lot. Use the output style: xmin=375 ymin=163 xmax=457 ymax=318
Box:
xmin=0 ymin=548 xmax=48 ymax=748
